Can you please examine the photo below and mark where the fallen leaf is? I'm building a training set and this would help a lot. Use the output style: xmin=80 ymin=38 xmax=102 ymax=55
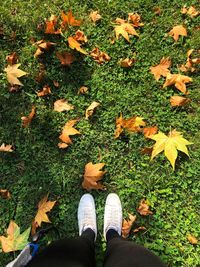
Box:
xmin=35 ymin=63 xmax=46 ymax=83
xmin=140 ymin=147 xmax=153 ymax=155
xmin=61 ymin=10 xmax=81 ymax=28
xmin=54 ymin=99 xmax=74 ymax=112
xmin=6 ymin=52 xmax=18 ymax=65
xmin=58 ymin=142 xmax=69 ymax=149
xmin=122 ymin=213 xmax=137 ymax=238
xmin=0 ymin=143 xmax=13 ymax=152
xmin=4 ymin=64 xmax=27 ymax=86
xmin=181 ymin=6 xmax=199 ymax=18
xmin=170 ymin=95 xmax=190 ymax=107
xmin=45 ymin=14 xmax=61 ymax=34
xmin=53 ymin=80 xmax=59 ymax=87
xmin=0 ymin=189 xmax=11 ymax=199
xmin=137 ymin=199 xmax=153 ymax=216
xmin=37 ymin=85 xmax=51 ymax=96
xmin=59 ymin=119 xmax=80 ymax=146
xmin=34 ymin=195 xmax=56 ymax=228
xmin=128 ymin=13 xmax=144 ymax=27
xmin=0 ymin=221 xmax=30 ymax=253
xmin=73 ymin=30 xmax=88 ymax=43
xmin=168 ymin=25 xmax=187 ymax=42
xmin=33 ymin=40 xmax=56 ymax=58
xmin=119 ymin=58 xmax=135 ymax=68
xmin=133 ymin=226 xmax=146 ymax=233
xmin=187 ymin=234 xmax=198 ymax=244
xmin=89 ymin=11 xmax=102 ymax=23
xmin=153 ymin=6 xmax=162 ymax=15
xmin=114 ymin=19 xmax=139 ymax=42
xmin=150 ymin=57 xmax=171 ymax=81
xmin=163 ymin=73 xmax=192 ymax=94
xmin=78 ymin=86 xmax=88 ymax=94
xmin=68 ymin=37 xmax=87 ymax=55
xmin=150 ymin=129 xmax=193 ymax=170
xmin=21 ymin=106 xmax=36 ymax=127
xmin=56 ymin=51 xmax=74 ymax=66
xmin=85 ymin=101 xmax=100 ymax=119
xmin=90 ymin=48 xmax=111 ymax=64
xmin=82 ymin=162 xmax=106 ymax=190
xmin=180 ymin=49 xmax=200 ymax=72
xmin=143 ymin=126 xmax=158 ymax=138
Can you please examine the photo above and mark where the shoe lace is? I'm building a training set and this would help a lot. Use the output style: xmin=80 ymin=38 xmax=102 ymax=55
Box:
xmin=106 ymin=206 xmax=120 ymax=231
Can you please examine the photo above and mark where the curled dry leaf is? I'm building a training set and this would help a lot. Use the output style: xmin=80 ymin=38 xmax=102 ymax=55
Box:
xmin=78 ymin=86 xmax=88 ymax=94
xmin=170 ymin=95 xmax=190 ymax=107
xmin=21 ymin=106 xmax=36 ymax=128
xmin=0 ymin=143 xmax=13 ymax=152
xmin=37 ymin=85 xmax=51 ymax=96
xmin=115 ymin=113 xmax=146 ymax=138
xmin=0 ymin=221 xmax=31 ymax=253
xmin=128 ymin=13 xmax=144 ymax=27
xmin=33 ymin=40 xmax=56 ymax=58
xmin=163 ymin=73 xmax=192 ymax=94
xmin=150 ymin=57 xmax=171 ymax=81
xmin=181 ymin=6 xmax=199 ymax=18
xmin=168 ymin=25 xmax=187 ymax=42
xmin=4 ymin=64 xmax=27 ymax=86
xmin=143 ymin=126 xmax=158 ymax=138
xmin=73 ymin=30 xmax=88 ymax=43
xmin=85 ymin=101 xmax=100 ymax=119
xmin=6 ymin=52 xmax=18 ymax=65
xmin=90 ymin=48 xmax=111 ymax=64
xmin=137 ymin=199 xmax=153 ymax=216
xmin=54 ymin=99 xmax=74 ymax=112
xmin=119 ymin=58 xmax=135 ymax=68
xmin=187 ymin=234 xmax=198 ymax=245
xmin=56 ymin=51 xmax=74 ymax=66
xmin=53 ymin=80 xmax=59 ymax=87
xmin=68 ymin=37 xmax=87 ymax=55
xmin=89 ymin=11 xmax=102 ymax=23
xmin=82 ymin=162 xmax=106 ymax=190
xmin=122 ymin=213 xmax=137 ymax=238
xmin=114 ymin=18 xmax=139 ymax=42
xmin=140 ymin=147 xmax=153 ymax=155
xmin=180 ymin=49 xmax=200 ymax=72
xmin=61 ymin=10 xmax=81 ymax=28
xmin=59 ymin=119 xmax=80 ymax=148
xmin=0 ymin=189 xmax=11 ymax=199
xmin=133 ymin=226 xmax=146 ymax=233
xmin=35 ymin=63 xmax=46 ymax=83
xmin=45 ymin=14 xmax=61 ymax=34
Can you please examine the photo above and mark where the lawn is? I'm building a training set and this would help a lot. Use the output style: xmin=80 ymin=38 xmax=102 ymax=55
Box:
xmin=0 ymin=0 xmax=200 ymax=266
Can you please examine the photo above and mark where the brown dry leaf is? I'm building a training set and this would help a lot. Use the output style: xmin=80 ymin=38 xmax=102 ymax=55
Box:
xmin=150 ymin=57 xmax=171 ymax=81
xmin=78 ymin=86 xmax=88 ymax=94
xmin=4 ymin=64 xmax=27 ymax=86
xmin=114 ymin=19 xmax=139 ymax=42
xmin=37 ymin=85 xmax=51 ymax=97
xmin=90 ymin=48 xmax=111 ymax=64
xmin=89 ymin=11 xmax=102 ymax=23
xmin=181 ymin=6 xmax=199 ymax=18
xmin=0 ymin=189 xmax=11 ymax=199
xmin=68 ymin=37 xmax=87 ymax=55
xmin=168 ymin=25 xmax=187 ymax=42
xmin=85 ymin=101 xmax=100 ymax=119
xmin=0 ymin=143 xmax=13 ymax=152
xmin=137 ymin=199 xmax=153 ymax=216
xmin=6 ymin=52 xmax=18 ymax=65
xmin=122 ymin=213 xmax=137 ymax=238
xmin=133 ymin=226 xmax=146 ymax=233
xmin=33 ymin=40 xmax=56 ymax=58
xmin=61 ymin=10 xmax=81 ymax=28
xmin=119 ymin=58 xmax=135 ymax=68
xmin=82 ymin=162 xmax=106 ymax=190
xmin=45 ymin=14 xmax=61 ymax=34
xmin=153 ymin=6 xmax=162 ymax=15
xmin=59 ymin=119 xmax=80 ymax=146
xmin=54 ymin=99 xmax=74 ymax=112
xmin=34 ymin=195 xmax=56 ymax=228
xmin=56 ymin=51 xmax=74 ymax=66
xmin=128 ymin=13 xmax=144 ymax=27
xmin=143 ymin=126 xmax=158 ymax=138
xmin=141 ymin=147 xmax=153 ymax=155
xmin=58 ymin=142 xmax=69 ymax=149
xmin=35 ymin=63 xmax=46 ymax=83
xmin=53 ymin=80 xmax=60 ymax=87
xmin=170 ymin=95 xmax=190 ymax=107
xmin=187 ymin=234 xmax=198 ymax=245
xmin=73 ymin=30 xmax=88 ymax=43
xmin=163 ymin=73 xmax=192 ymax=94
xmin=21 ymin=106 xmax=36 ymax=127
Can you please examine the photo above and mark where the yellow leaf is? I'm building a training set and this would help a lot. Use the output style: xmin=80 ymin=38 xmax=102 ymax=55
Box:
xmin=170 ymin=95 xmax=190 ymax=107
xmin=150 ymin=129 xmax=193 ymax=170
xmin=119 ymin=58 xmax=135 ymax=68
xmin=89 ymin=11 xmax=102 ymax=23
xmin=187 ymin=234 xmax=198 ymax=244
xmin=54 ymin=99 xmax=74 ymax=112
xmin=168 ymin=25 xmax=187 ymax=42
xmin=150 ymin=57 xmax=171 ymax=81
xmin=85 ymin=101 xmax=100 ymax=119
xmin=4 ymin=64 xmax=27 ymax=86
xmin=68 ymin=37 xmax=87 ymax=55
xmin=0 ymin=143 xmax=13 ymax=152
xmin=59 ymin=119 xmax=80 ymax=147
xmin=163 ymin=73 xmax=192 ymax=94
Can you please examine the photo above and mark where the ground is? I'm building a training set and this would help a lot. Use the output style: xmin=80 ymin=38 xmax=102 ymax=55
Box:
xmin=0 ymin=0 xmax=200 ymax=266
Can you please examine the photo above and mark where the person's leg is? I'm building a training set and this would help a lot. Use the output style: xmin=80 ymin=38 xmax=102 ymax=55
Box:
xmin=27 ymin=194 xmax=97 ymax=267
xmin=103 ymin=193 xmax=166 ymax=267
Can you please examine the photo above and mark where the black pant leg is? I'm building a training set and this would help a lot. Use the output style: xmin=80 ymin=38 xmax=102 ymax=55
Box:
xmin=27 ymin=229 xmax=95 ymax=267
xmin=104 ymin=236 xmax=166 ymax=267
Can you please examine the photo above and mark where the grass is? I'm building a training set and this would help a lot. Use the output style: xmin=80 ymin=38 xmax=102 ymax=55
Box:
xmin=0 ymin=0 xmax=200 ymax=266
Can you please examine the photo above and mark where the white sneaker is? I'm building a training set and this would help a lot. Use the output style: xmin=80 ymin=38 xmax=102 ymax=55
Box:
xmin=78 ymin=194 xmax=97 ymax=240
xmin=103 ymin=193 xmax=122 ymax=240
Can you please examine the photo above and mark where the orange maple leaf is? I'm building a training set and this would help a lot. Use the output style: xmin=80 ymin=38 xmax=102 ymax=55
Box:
xmin=114 ymin=19 xmax=139 ymax=42
xmin=170 ymin=95 xmax=191 ymax=107
xmin=137 ymin=199 xmax=153 ymax=216
xmin=56 ymin=51 xmax=74 ymax=66
xmin=143 ymin=126 xmax=158 ymax=138
xmin=73 ymin=30 xmax=88 ymax=43
xmin=0 ymin=143 xmax=13 ymax=152
xmin=37 ymin=85 xmax=51 ymax=96
xmin=82 ymin=162 xmax=106 ymax=190
xmin=21 ymin=106 xmax=36 ymax=127
xmin=163 ymin=73 xmax=192 ymax=94
xmin=6 ymin=52 xmax=18 ymax=65
xmin=33 ymin=40 xmax=56 ymax=58
xmin=181 ymin=6 xmax=199 ymax=18
xmin=68 ymin=37 xmax=87 ymax=55
xmin=61 ymin=10 xmax=81 ymax=28
xmin=128 ymin=13 xmax=144 ymax=28
xmin=150 ymin=57 xmax=171 ymax=81
xmin=122 ymin=213 xmax=137 ymax=238
xmin=168 ymin=25 xmax=187 ymax=42
xmin=54 ymin=99 xmax=74 ymax=112
xmin=89 ymin=11 xmax=102 ymax=23
xmin=90 ymin=48 xmax=111 ymax=64
xmin=45 ymin=14 xmax=62 ymax=34
xmin=59 ymin=119 xmax=80 ymax=148
xmin=119 ymin=58 xmax=136 ymax=68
